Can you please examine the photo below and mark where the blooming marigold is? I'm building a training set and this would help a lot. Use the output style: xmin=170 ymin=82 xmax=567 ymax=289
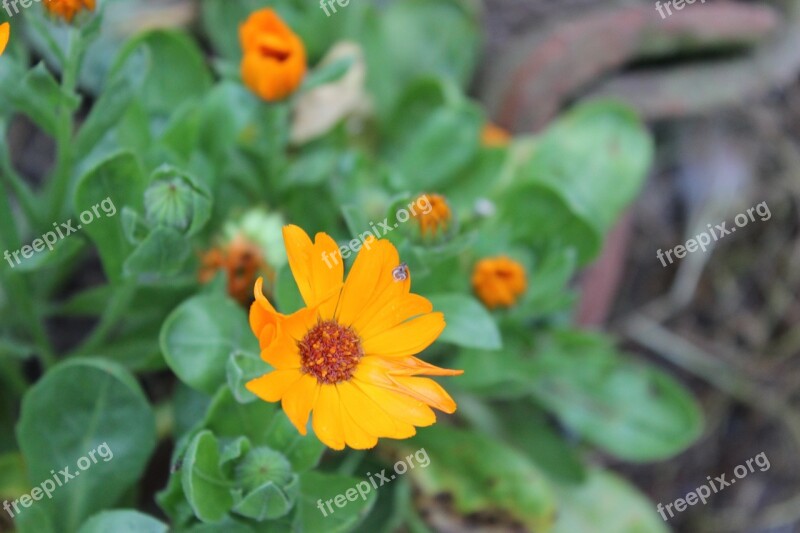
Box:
xmin=0 ymin=23 xmax=8 ymax=58
xmin=472 ymin=256 xmax=527 ymax=309
xmin=481 ymin=122 xmax=511 ymax=147
xmin=44 ymin=0 xmax=95 ymax=22
xmin=240 ymin=9 xmax=306 ymax=102
xmin=246 ymin=225 xmax=462 ymax=450
xmin=412 ymin=193 xmax=451 ymax=238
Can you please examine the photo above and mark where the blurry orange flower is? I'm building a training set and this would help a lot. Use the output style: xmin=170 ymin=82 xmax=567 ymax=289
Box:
xmin=240 ymin=9 xmax=306 ymax=101
xmin=412 ymin=193 xmax=451 ymax=238
xmin=482 ymin=122 xmax=511 ymax=147
xmin=247 ymin=225 xmax=462 ymax=450
xmin=44 ymin=0 xmax=95 ymax=22
xmin=472 ymin=257 xmax=527 ymax=309
xmin=0 ymin=23 xmax=8 ymax=57
xmin=199 ymin=236 xmax=271 ymax=305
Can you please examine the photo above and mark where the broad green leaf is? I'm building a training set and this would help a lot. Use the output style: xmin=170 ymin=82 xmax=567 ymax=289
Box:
xmin=203 ymin=388 xmax=324 ymax=473
xmin=293 ymin=471 xmax=377 ymax=533
xmin=551 ymin=469 xmax=670 ymax=533
xmin=182 ymin=431 xmax=234 ymax=523
xmin=409 ymin=425 xmax=556 ymax=531
xmin=110 ymin=30 xmax=212 ymax=117
xmin=531 ymin=332 xmax=703 ymax=461
xmin=16 ymin=359 xmax=156 ymax=532
xmin=77 ymin=510 xmax=168 ymax=533
xmin=501 ymin=101 xmax=653 ymax=264
xmin=123 ymin=227 xmax=191 ymax=281
xmin=232 ymin=477 xmax=298 ymax=521
xmin=73 ymin=152 xmax=147 ymax=283
xmin=0 ymin=63 xmax=79 ymax=136
xmin=161 ymin=294 xmax=257 ymax=394
xmin=428 ymin=294 xmax=501 ymax=350
xmin=0 ymin=452 xmax=27 ymax=497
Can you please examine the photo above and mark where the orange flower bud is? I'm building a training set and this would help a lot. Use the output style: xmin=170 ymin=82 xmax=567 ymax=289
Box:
xmin=412 ymin=193 xmax=452 ymax=238
xmin=0 ymin=23 xmax=8 ymax=58
xmin=44 ymin=0 xmax=95 ymax=22
xmin=481 ymin=122 xmax=512 ymax=147
xmin=240 ymin=9 xmax=307 ymax=102
xmin=472 ymin=256 xmax=527 ymax=309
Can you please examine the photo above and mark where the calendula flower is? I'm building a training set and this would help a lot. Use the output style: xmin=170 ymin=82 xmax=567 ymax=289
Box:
xmin=0 ymin=23 xmax=8 ymax=58
xmin=246 ymin=225 xmax=462 ymax=450
xmin=412 ymin=194 xmax=451 ymax=238
xmin=482 ymin=122 xmax=511 ymax=147
xmin=240 ymin=9 xmax=306 ymax=102
xmin=199 ymin=236 xmax=272 ymax=306
xmin=472 ymin=256 xmax=527 ymax=309
xmin=44 ymin=0 xmax=95 ymax=22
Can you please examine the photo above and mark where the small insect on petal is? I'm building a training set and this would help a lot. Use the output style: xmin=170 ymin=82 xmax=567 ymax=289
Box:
xmin=392 ymin=263 xmax=409 ymax=282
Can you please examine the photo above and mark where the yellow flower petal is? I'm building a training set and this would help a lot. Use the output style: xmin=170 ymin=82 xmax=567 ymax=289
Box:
xmin=389 ymin=376 xmax=458 ymax=414
xmin=282 ymin=374 xmax=319 ymax=435
xmin=312 ymin=385 xmax=345 ymax=450
xmin=283 ymin=225 xmax=343 ymax=318
xmin=362 ymin=312 xmax=445 ymax=357
xmin=337 ymin=381 xmax=400 ymax=437
xmin=356 ymin=294 xmax=433 ymax=341
xmin=336 ymin=239 xmax=401 ymax=326
xmin=246 ymin=369 xmax=303 ymax=402
xmin=353 ymin=380 xmax=437 ymax=428
xmin=0 ymin=23 xmax=9 ymax=58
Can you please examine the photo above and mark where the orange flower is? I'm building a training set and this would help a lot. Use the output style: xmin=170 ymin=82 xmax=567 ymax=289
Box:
xmin=472 ymin=257 xmax=527 ymax=309
xmin=412 ymin=194 xmax=451 ymax=238
xmin=0 ymin=23 xmax=8 ymax=57
xmin=247 ymin=225 xmax=462 ymax=450
xmin=240 ymin=9 xmax=306 ymax=102
xmin=44 ymin=0 xmax=95 ymax=22
xmin=199 ymin=236 xmax=271 ymax=305
xmin=482 ymin=122 xmax=511 ymax=147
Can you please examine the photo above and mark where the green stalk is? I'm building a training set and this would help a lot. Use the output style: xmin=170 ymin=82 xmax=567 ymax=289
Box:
xmin=0 ymin=181 xmax=57 ymax=369
xmin=48 ymin=30 xmax=83 ymax=222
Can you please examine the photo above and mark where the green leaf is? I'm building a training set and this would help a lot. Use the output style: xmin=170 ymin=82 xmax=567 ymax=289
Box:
xmin=182 ymin=431 xmax=235 ymax=523
xmin=300 ymin=56 xmax=355 ymax=92
xmin=226 ymin=350 xmax=270 ymax=404
xmin=110 ymin=30 xmax=212 ymax=117
xmin=409 ymin=425 xmax=556 ymax=531
xmin=123 ymin=227 xmax=191 ymax=281
xmin=293 ymin=471 xmax=377 ymax=533
xmin=551 ymin=469 xmax=670 ymax=533
xmin=500 ymin=101 xmax=653 ymax=264
xmin=73 ymin=152 xmax=147 ymax=283
xmin=428 ymin=294 xmax=502 ymax=350
xmin=0 ymin=63 xmax=79 ymax=136
xmin=531 ymin=332 xmax=703 ymax=461
xmin=203 ymin=388 xmax=325 ymax=473
xmin=0 ymin=452 xmax=28 ymax=497
xmin=16 ymin=359 xmax=157 ymax=532
xmin=74 ymin=68 xmax=140 ymax=160
xmin=161 ymin=294 xmax=258 ymax=394
xmin=77 ymin=510 xmax=168 ymax=533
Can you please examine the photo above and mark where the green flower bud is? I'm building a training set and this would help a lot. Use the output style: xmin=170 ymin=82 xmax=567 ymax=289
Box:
xmin=144 ymin=166 xmax=211 ymax=236
xmin=236 ymin=447 xmax=293 ymax=493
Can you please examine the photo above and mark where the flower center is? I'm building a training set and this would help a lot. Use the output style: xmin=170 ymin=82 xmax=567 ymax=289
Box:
xmin=298 ymin=320 xmax=363 ymax=384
